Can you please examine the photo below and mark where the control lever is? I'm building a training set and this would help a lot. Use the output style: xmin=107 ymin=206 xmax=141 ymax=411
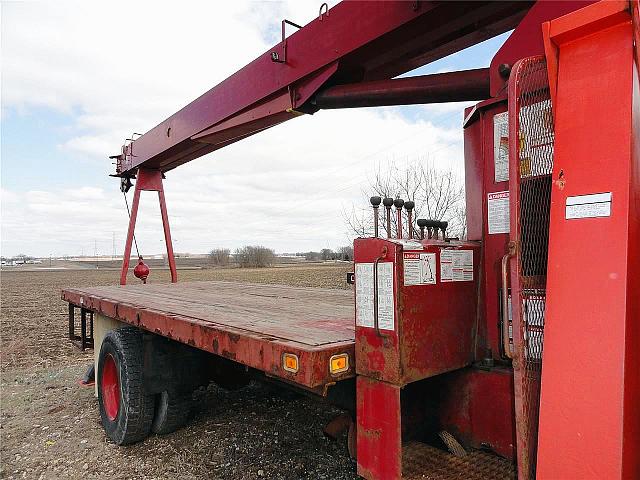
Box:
xmin=417 ymin=218 xmax=428 ymax=239
xmin=393 ymin=198 xmax=404 ymax=239
xmin=439 ymin=221 xmax=448 ymax=240
xmin=425 ymin=219 xmax=438 ymax=239
xmin=370 ymin=196 xmax=382 ymax=237
xmin=404 ymin=201 xmax=415 ymax=239
xmin=383 ymin=198 xmax=394 ymax=238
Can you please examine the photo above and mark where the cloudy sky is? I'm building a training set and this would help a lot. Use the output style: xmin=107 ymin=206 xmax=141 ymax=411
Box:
xmin=1 ymin=1 xmax=509 ymax=258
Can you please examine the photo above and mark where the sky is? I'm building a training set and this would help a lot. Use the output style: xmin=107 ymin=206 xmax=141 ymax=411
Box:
xmin=1 ymin=1 xmax=510 ymax=258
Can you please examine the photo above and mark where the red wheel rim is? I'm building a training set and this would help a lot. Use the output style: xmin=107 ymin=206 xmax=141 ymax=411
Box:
xmin=101 ymin=353 xmax=120 ymax=421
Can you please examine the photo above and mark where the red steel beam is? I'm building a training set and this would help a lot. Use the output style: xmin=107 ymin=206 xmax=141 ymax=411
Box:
xmin=114 ymin=1 xmax=533 ymax=176
xmin=312 ymin=68 xmax=490 ymax=109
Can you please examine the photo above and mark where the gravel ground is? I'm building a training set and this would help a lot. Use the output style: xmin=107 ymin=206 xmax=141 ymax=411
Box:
xmin=1 ymin=264 xmax=357 ymax=479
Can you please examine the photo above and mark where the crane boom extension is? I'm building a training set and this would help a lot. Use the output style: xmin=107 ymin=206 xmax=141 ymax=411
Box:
xmin=114 ymin=1 xmax=534 ymax=176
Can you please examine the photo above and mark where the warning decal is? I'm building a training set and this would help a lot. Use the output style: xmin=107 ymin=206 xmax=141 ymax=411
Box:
xmin=565 ymin=192 xmax=612 ymax=219
xmin=440 ymin=250 xmax=473 ymax=282
xmin=355 ymin=262 xmax=395 ymax=331
xmin=488 ymin=191 xmax=510 ymax=234
xmin=494 ymin=112 xmax=509 ymax=183
xmin=403 ymin=252 xmax=436 ymax=286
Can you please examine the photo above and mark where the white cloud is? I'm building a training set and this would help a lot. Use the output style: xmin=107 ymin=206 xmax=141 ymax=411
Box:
xmin=1 ymin=0 xmax=471 ymax=257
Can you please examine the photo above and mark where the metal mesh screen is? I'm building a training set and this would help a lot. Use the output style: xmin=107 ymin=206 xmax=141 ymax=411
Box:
xmin=512 ymin=56 xmax=554 ymax=480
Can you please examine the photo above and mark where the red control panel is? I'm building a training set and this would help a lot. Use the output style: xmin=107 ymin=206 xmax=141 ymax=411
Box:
xmin=354 ymin=237 xmax=480 ymax=386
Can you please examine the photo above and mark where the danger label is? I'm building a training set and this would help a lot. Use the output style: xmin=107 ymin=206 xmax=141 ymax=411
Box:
xmin=403 ymin=252 xmax=436 ymax=286
xmin=355 ymin=262 xmax=395 ymax=331
xmin=488 ymin=191 xmax=510 ymax=234
xmin=440 ymin=250 xmax=473 ymax=282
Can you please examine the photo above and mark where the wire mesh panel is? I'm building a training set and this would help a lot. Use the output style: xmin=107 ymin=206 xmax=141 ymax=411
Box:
xmin=508 ymin=56 xmax=554 ymax=480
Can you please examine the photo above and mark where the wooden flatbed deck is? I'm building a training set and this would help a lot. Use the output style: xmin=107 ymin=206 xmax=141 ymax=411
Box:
xmin=62 ymin=281 xmax=355 ymax=389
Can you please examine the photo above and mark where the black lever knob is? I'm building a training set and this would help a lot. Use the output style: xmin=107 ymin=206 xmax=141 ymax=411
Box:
xmin=417 ymin=218 xmax=427 ymax=239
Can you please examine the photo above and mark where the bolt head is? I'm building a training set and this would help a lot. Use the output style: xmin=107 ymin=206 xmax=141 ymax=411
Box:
xmin=416 ymin=218 xmax=427 ymax=227
xmin=393 ymin=198 xmax=404 ymax=209
xmin=498 ymin=63 xmax=511 ymax=79
xmin=404 ymin=200 xmax=415 ymax=211
xmin=382 ymin=197 xmax=394 ymax=207
xmin=370 ymin=196 xmax=382 ymax=207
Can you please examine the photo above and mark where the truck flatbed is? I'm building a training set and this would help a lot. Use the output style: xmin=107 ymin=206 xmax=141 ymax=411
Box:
xmin=62 ymin=281 xmax=355 ymax=389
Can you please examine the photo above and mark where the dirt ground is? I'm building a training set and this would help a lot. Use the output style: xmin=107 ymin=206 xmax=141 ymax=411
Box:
xmin=1 ymin=264 xmax=358 ymax=479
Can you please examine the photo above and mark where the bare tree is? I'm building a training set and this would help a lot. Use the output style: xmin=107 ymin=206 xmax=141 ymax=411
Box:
xmin=337 ymin=245 xmax=354 ymax=261
xmin=321 ymin=248 xmax=335 ymax=261
xmin=235 ymin=246 xmax=276 ymax=268
xmin=209 ymin=248 xmax=230 ymax=266
xmin=345 ymin=160 xmax=466 ymax=239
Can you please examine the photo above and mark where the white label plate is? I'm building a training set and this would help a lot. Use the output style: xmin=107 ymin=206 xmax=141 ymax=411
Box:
xmin=493 ymin=112 xmax=509 ymax=183
xmin=440 ymin=250 xmax=474 ymax=282
xmin=565 ymin=192 xmax=612 ymax=219
xmin=355 ymin=262 xmax=395 ymax=330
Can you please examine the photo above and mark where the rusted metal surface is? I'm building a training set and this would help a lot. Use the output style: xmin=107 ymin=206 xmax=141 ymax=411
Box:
xmin=354 ymin=237 xmax=480 ymax=385
xmin=62 ymin=282 xmax=354 ymax=389
xmin=507 ymin=55 xmax=554 ymax=480
xmin=402 ymin=442 xmax=515 ymax=480
xmin=433 ymin=368 xmax=516 ymax=461
xmin=313 ymin=69 xmax=490 ymax=109
xmin=356 ymin=377 xmax=401 ymax=480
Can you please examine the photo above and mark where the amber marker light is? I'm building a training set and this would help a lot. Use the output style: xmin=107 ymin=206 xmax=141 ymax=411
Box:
xmin=329 ymin=354 xmax=349 ymax=375
xmin=283 ymin=353 xmax=299 ymax=373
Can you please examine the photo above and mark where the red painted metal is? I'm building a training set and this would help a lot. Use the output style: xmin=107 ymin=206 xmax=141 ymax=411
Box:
xmin=313 ymin=68 xmax=490 ymax=109
xmin=536 ymin=3 xmax=640 ymax=478
xmin=434 ymin=368 xmax=516 ymax=460
xmin=120 ymin=168 xmax=177 ymax=286
xmin=133 ymin=258 xmax=150 ymax=283
xmin=114 ymin=1 xmax=533 ymax=176
xmin=463 ymin=98 xmax=511 ymax=361
xmin=489 ymin=1 xmax=596 ymax=97
xmin=356 ymin=376 xmax=401 ymax=480
xmin=62 ymin=282 xmax=355 ymax=390
xmin=354 ymin=237 xmax=479 ymax=386
xmin=101 ymin=353 xmax=120 ymax=421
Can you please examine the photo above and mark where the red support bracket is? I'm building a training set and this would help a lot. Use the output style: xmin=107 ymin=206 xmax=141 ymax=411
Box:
xmin=120 ymin=168 xmax=177 ymax=285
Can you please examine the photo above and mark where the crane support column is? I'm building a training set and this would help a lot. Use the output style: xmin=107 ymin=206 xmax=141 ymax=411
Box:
xmin=120 ymin=168 xmax=177 ymax=285
xmin=537 ymin=2 xmax=640 ymax=478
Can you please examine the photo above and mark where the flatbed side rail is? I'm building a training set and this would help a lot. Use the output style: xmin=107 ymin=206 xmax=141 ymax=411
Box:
xmin=61 ymin=289 xmax=355 ymax=390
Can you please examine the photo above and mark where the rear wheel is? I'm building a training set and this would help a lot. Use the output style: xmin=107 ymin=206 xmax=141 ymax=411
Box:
xmin=98 ymin=327 xmax=155 ymax=445
xmin=151 ymin=389 xmax=193 ymax=435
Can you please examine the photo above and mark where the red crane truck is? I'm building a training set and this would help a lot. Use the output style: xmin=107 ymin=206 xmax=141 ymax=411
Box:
xmin=62 ymin=1 xmax=640 ymax=478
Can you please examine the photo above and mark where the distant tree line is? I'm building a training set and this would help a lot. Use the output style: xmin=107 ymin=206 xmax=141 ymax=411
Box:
xmin=209 ymin=246 xmax=276 ymax=268
xmin=296 ymin=246 xmax=353 ymax=262
xmin=208 ymin=245 xmax=353 ymax=268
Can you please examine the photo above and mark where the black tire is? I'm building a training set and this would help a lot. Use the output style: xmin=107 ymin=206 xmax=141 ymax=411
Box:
xmin=97 ymin=327 xmax=155 ymax=445
xmin=151 ymin=389 xmax=193 ymax=435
